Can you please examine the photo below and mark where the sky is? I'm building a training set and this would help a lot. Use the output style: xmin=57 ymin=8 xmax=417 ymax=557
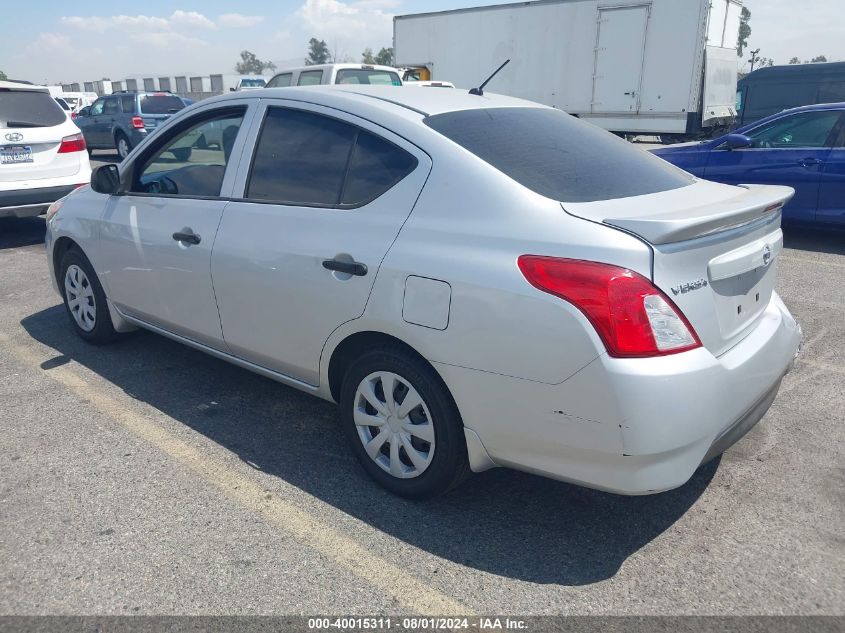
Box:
xmin=4 ymin=0 xmax=844 ymax=85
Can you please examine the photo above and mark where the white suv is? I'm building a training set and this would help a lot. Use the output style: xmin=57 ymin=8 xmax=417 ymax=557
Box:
xmin=265 ymin=64 xmax=403 ymax=88
xmin=1 ymin=81 xmax=91 ymax=218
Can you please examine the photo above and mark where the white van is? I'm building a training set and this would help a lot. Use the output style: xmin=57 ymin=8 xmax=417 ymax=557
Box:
xmin=265 ymin=64 xmax=403 ymax=88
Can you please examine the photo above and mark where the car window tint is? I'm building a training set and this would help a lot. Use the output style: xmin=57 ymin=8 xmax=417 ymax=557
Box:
xmin=335 ymin=69 xmax=402 ymax=86
xmin=267 ymin=74 xmax=292 ymax=88
xmin=297 ymin=71 xmax=323 ymax=86
xmin=132 ymin=109 xmax=246 ymax=197
xmin=120 ymin=95 xmax=136 ymax=113
xmin=247 ymin=108 xmax=357 ymax=205
xmin=140 ymin=95 xmax=185 ymax=115
xmin=341 ymin=131 xmax=417 ymax=205
xmin=0 ymin=88 xmax=67 ymax=128
xmin=747 ymin=111 xmax=842 ymax=149
xmin=89 ymin=100 xmax=104 ymax=116
xmin=102 ymin=99 xmax=119 ymax=115
xmin=425 ymin=108 xmax=693 ymax=203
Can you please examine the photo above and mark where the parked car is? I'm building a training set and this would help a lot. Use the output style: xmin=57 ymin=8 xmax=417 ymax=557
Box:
xmin=231 ymin=76 xmax=266 ymax=91
xmin=651 ymin=103 xmax=845 ymax=226
xmin=45 ymin=86 xmax=801 ymax=498
xmin=75 ymin=91 xmax=186 ymax=159
xmin=265 ymin=64 xmax=403 ymax=88
xmin=1 ymin=81 xmax=91 ymax=218
xmin=736 ymin=62 xmax=845 ymax=127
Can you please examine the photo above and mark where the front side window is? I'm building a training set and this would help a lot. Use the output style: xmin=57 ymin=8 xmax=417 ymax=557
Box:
xmin=335 ymin=69 xmax=402 ymax=86
xmin=266 ymin=74 xmax=292 ymax=88
xmin=132 ymin=108 xmax=246 ymax=197
xmin=745 ymin=111 xmax=842 ymax=149
xmin=425 ymin=107 xmax=693 ymax=203
xmin=89 ymin=99 xmax=105 ymax=116
xmin=297 ymin=71 xmax=323 ymax=86
xmin=246 ymin=108 xmax=417 ymax=207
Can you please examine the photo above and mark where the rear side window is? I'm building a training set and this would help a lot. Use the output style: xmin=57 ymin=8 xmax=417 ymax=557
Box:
xmin=140 ymin=95 xmax=185 ymax=115
xmin=0 ymin=89 xmax=67 ymax=128
xmin=247 ymin=108 xmax=357 ymax=205
xmin=342 ymin=131 xmax=417 ymax=205
xmin=424 ymin=108 xmax=693 ymax=203
xmin=267 ymin=74 xmax=292 ymax=88
xmin=246 ymin=108 xmax=417 ymax=207
xmin=102 ymin=98 xmax=119 ymax=115
xmin=335 ymin=69 xmax=402 ymax=86
xmin=120 ymin=95 xmax=136 ymax=113
xmin=297 ymin=71 xmax=323 ymax=86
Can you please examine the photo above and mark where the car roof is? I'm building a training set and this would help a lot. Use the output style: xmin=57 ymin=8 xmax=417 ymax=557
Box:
xmin=0 ymin=80 xmax=49 ymax=93
xmin=206 ymin=85 xmax=546 ymax=119
xmin=271 ymin=64 xmax=400 ymax=75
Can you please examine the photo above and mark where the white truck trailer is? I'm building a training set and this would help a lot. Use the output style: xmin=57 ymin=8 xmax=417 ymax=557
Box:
xmin=394 ymin=0 xmax=743 ymax=138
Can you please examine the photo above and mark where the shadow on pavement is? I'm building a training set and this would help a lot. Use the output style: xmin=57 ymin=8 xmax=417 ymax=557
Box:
xmin=0 ymin=217 xmax=46 ymax=250
xmin=783 ymin=225 xmax=845 ymax=256
xmin=22 ymin=305 xmax=718 ymax=586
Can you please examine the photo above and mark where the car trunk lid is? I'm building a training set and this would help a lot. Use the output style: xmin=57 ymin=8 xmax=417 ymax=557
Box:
xmin=562 ymin=180 xmax=794 ymax=356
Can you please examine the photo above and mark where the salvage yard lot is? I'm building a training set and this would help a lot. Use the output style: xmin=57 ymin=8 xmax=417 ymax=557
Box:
xmin=1 ymin=211 xmax=843 ymax=615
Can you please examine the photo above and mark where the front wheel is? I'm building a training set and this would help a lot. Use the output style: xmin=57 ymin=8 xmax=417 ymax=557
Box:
xmin=339 ymin=347 xmax=470 ymax=499
xmin=60 ymin=248 xmax=120 ymax=344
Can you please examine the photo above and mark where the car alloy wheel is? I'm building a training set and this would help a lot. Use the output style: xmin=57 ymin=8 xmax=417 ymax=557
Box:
xmin=64 ymin=264 xmax=96 ymax=332
xmin=353 ymin=371 xmax=436 ymax=479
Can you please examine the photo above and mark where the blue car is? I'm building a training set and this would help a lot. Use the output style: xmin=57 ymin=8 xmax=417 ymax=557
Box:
xmin=652 ymin=103 xmax=845 ymax=226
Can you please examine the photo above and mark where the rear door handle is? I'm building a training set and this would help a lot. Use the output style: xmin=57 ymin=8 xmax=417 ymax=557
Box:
xmin=799 ymin=157 xmax=823 ymax=167
xmin=322 ymin=259 xmax=367 ymax=276
xmin=172 ymin=230 xmax=201 ymax=245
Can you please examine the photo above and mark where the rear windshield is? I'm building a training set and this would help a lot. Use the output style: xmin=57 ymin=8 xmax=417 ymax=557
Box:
xmin=140 ymin=95 xmax=186 ymax=115
xmin=0 ymin=89 xmax=66 ymax=128
xmin=335 ymin=69 xmax=402 ymax=86
xmin=424 ymin=108 xmax=693 ymax=203
xmin=239 ymin=78 xmax=266 ymax=88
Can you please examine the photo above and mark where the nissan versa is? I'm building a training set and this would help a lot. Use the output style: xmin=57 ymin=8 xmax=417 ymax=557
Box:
xmin=44 ymin=86 xmax=802 ymax=498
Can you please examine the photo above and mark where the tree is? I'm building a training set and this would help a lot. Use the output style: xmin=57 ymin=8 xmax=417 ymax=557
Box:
xmin=361 ymin=48 xmax=376 ymax=64
xmin=374 ymin=47 xmax=394 ymax=66
xmin=306 ymin=38 xmax=331 ymax=65
xmin=0 ymin=70 xmax=7 ymax=81
xmin=758 ymin=57 xmax=775 ymax=68
xmin=737 ymin=6 xmax=751 ymax=57
xmin=235 ymin=50 xmax=276 ymax=75
xmin=811 ymin=55 xmax=828 ymax=63
xmin=788 ymin=57 xmax=801 ymax=65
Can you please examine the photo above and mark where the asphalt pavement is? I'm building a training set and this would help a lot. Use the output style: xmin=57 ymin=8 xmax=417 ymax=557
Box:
xmin=0 ymin=176 xmax=843 ymax=616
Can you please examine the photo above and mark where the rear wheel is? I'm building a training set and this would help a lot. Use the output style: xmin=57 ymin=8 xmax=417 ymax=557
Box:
xmin=59 ymin=248 xmax=120 ymax=344
xmin=339 ymin=346 xmax=470 ymax=499
xmin=115 ymin=133 xmax=131 ymax=160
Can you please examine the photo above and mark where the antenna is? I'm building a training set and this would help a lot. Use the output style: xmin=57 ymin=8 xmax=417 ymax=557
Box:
xmin=469 ymin=59 xmax=510 ymax=96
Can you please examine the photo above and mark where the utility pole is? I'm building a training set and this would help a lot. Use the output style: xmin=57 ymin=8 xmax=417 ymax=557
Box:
xmin=749 ymin=48 xmax=761 ymax=72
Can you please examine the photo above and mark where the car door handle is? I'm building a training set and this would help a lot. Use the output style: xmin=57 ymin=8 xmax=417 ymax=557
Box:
xmin=172 ymin=231 xmax=201 ymax=245
xmin=799 ymin=158 xmax=823 ymax=167
xmin=322 ymin=259 xmax=367 ymax=276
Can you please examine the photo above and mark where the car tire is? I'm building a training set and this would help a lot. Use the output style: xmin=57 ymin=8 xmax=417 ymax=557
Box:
xmin=115 ymin=133 xmax=132 ymax=160
xmin=339 ymin=346 xmax=470 ymax=499
xmin=59 ymin=248 xmax=120 ymax=345
xmin=172 ymin=147 xmax=192 ymax=161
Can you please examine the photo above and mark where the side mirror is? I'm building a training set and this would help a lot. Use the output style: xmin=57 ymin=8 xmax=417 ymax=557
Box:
xmin=229 ymin=87 xmax=236 ymax=92
xmin=721 ymin=133 xmax=752 ymax=150
xmin=91 ymin=164 xmax=121 ymax=195
xmin=78 ymin=106 xmax=90 ymax=117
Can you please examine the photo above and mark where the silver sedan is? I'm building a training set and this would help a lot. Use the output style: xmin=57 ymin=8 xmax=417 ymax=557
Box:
xmin=44 ymin=86 xmax=801 ymax=498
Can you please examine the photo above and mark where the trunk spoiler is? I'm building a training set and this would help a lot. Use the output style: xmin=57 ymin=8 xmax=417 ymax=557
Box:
xmin=562 ymin=183 xmax=795 ymax=245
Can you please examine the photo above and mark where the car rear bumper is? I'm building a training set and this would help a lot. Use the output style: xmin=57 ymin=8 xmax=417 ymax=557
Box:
xmin=436 ymin=292 xmax=802 ymax=495
xmin=0 ymin=184 xmax=82 ymax=218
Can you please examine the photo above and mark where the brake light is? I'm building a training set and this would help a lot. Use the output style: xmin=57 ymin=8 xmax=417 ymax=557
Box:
xmin=517 ymin=256 xmax=701 ymax=358
xmin=57 ymin=133 xmax=86 ymax=153
xmin=131 ymin=116 xmax=145 ymax=129
xmin=71 ymin=112 xmax=77 ymax=120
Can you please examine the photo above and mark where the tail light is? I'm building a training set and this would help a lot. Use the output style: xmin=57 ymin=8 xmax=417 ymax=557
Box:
xmin=57 ymin=133 xmax=86 ymax=154
xmin=518 ymin=256 xmax=701 ymax=358
xmin=71 ymin=112 xmax=77 ymax=120
xmin=131 ymin=116 xmax=145 ymax=129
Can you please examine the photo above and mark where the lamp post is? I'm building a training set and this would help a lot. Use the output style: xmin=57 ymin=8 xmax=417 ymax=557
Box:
xmin=749 ymin=48 xmax=761 ymax=72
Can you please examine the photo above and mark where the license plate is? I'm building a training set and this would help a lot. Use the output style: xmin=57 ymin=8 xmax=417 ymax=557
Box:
xmin=0 ymin=146 xmax=33 ymax=164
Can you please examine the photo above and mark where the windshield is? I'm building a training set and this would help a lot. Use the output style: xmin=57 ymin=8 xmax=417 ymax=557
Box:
xmin=335 ymin=69 xmax=402 ymax=86
xmin=140 ymin=94 xmax=186 ymax=115
xmin=240 ymin=78 xmax=266 ymax=88
xmin=425 ymin=108 xmax=693 ymax=203
xmin=0 ymin=88 xmax=67 ymax=128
